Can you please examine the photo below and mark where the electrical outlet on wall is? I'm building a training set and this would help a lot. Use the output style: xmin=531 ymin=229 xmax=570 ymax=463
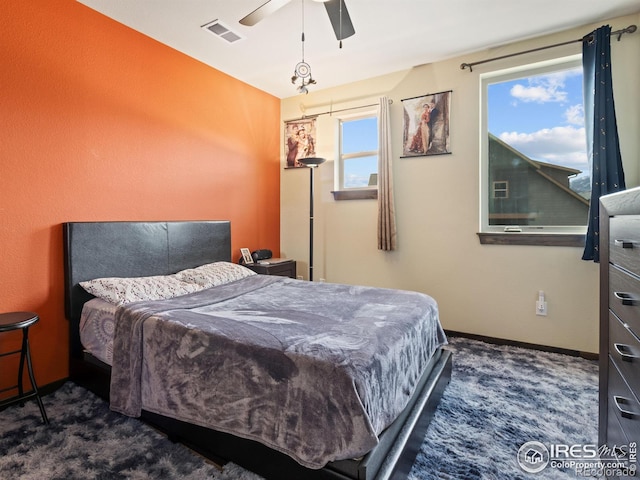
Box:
xmin=536 ymin=290 xmax=548 ymax=316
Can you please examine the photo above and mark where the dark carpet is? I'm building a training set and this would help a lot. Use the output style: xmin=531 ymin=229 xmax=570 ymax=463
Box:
xmin=0 ymin=337 xmax=598 ymax=479
xmin=410 ymin=337 xmax=598 ymax=479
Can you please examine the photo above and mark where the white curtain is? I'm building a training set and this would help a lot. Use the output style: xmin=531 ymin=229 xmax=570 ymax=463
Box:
xmin=377 ymin=96 xmax=397 ymax=251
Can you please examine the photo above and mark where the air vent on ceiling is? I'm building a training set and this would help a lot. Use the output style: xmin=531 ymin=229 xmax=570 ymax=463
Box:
xmin=201 ymin=19 xmax=243 ymax=43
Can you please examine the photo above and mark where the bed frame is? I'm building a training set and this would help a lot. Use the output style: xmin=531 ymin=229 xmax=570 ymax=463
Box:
xmin=63 ymin=221 xmax=452 ymax=480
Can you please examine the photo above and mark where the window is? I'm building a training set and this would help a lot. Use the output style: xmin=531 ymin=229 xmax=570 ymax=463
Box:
xmin=333 ymin=113 xmax=378 ymax=200
xmin=480 ymin=56 xmax=588 ymax=245
xmin=493 ymin=181 xmax=509 ymax=199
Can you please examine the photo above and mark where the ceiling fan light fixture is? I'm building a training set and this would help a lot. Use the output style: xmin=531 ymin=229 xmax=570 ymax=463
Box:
xmin=291 ymin=0 xmax=317 ymax=94
xmin=239 ymin=0 xmax=355 ymax=91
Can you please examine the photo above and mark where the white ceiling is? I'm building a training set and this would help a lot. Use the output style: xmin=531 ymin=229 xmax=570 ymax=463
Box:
xmin=77 ymin=0 xmax=639 ymax=99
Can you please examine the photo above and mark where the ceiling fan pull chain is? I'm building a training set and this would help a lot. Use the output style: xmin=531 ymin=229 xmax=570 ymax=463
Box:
xmin=339 ymin=0 xmax=343 ymax=48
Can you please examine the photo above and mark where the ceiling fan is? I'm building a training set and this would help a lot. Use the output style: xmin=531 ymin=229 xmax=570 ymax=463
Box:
xmin=239 ymin=0 xmax=355 ymax=41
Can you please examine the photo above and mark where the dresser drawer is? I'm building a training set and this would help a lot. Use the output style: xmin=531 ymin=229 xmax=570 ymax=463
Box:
xmin=609 ymin=311 xmax=640 ymax=401
xmin=608 ymin=358 xmax=640 ymax=444
xmin=610 ymin=216 xmax=640 ymax=277
xmin=604 ymin=414 xmax=636 ymax=480
xmin=610 ymin=265 xmax=640 ymax=336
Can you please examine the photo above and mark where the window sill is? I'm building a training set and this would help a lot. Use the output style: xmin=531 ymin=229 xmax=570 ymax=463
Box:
xmin=477 ymin=232 xmax=585 ymax=247
xmin=332 ymin=189 xmax=378 ymax=201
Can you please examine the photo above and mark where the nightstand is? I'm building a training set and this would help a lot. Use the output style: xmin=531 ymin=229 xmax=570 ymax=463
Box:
xmin=245 ymin=260 xmax=296 ymax=278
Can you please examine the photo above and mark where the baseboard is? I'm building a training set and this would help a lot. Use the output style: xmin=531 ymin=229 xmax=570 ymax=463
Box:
xmin=444 ymin=330 xmax=598 ymax=361
xmin=0 ymin=378 xmax=67 ymax=413
xmin=40 ymin=378 xmax=68 ymax=396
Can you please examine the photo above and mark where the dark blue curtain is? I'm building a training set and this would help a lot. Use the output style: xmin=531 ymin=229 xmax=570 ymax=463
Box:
xmin=582 ymin=25 xmax=626 ymax=262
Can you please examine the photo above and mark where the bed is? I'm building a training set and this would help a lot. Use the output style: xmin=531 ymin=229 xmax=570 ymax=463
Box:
xmin=63 ymin=220 xmax=452 ymax=480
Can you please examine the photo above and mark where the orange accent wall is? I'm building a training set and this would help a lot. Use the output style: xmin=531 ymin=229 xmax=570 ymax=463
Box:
xmin=0 ymin=0 xmax=281 ymax=390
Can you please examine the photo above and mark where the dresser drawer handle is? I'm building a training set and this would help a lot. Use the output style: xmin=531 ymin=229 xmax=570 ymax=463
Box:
xmin=614 ymin=343 xmax=638 ymax=362
xmin=614 ymin=395 xmax=640 ymax=419
xmin=614 ymin=292 xmax=637 ymax=306
xmin=615 ymin=239 xmax=637 ymax=249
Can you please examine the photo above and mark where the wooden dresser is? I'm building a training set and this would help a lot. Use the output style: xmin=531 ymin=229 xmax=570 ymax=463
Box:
xmin=599 ymin=186 xmax=640 ymax=466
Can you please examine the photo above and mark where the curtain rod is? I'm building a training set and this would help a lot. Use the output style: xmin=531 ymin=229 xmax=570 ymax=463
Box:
xmin=460 ymin=24 xmax=637 ymax=72
xmin=291 ymin=99 xmax=393 ymax=121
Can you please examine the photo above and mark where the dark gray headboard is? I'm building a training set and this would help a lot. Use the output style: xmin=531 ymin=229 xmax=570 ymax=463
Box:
xmin=63 ymin=221 xmax=231 ymax=358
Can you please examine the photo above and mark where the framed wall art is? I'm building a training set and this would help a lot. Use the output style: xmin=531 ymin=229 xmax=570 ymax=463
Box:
xmin=401 ymin=90 xmax=451 ymax=157
xmin=240 ymin=248 xmax=254 ymax=265
xmin=285 ymin=117 xmax=317 ymax=168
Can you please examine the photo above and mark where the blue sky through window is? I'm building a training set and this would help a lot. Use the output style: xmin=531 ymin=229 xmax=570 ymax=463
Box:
xmin=488 ymin=66 xmax=587 ymax=181
xmin=341 ymin=116 xmax=378 ymax=188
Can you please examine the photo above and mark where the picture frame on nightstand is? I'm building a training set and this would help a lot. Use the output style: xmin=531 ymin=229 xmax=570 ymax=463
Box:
xmin=240 ymin=248 xmax=254 ymax=264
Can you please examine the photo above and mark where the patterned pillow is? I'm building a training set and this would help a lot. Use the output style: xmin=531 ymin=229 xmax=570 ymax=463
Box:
xmin=175 ymin=261 xmax=256 ymax=288
xmin=80 ymin=274 xmax=202 ymax=305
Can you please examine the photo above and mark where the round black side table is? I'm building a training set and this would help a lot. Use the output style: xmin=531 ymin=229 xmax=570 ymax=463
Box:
xmin=0 ymin=312 xmax=49 ymax=424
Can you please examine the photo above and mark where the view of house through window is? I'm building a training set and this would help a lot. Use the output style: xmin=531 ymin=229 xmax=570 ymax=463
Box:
xmin=338 ymin=114 xmax=378 ymax=190
xmin=482 ymin=57 xmax=589 ymax=232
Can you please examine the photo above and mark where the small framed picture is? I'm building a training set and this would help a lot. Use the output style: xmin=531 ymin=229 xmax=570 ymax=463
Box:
xmin=240 ymin=248 xmax=254 ymax=264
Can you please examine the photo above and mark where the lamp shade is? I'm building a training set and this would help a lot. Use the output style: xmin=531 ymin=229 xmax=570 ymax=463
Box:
xmin=298 ymin=157 xmax=326 ymax=167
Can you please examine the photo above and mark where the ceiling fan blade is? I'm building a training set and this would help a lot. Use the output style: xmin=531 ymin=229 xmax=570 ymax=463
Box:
xmin=323 ymin=0 xmax=355 ymax=40
xmin=239 ymin=0 xmax=292 ymax=26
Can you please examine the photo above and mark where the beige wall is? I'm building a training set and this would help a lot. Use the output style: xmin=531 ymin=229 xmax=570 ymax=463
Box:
xmin=280 ymin=13 xmax=640 ymax=353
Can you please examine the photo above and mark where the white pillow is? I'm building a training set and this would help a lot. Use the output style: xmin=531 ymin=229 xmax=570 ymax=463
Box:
xmin=175 ymin=261 xmax=256 ymax=288
xmin=80 ymin=274 xmax=202 ymax=305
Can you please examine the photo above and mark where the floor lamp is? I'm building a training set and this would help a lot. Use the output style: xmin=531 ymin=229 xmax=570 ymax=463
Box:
xmin=298 ymin=157 xmax=326 ymax=281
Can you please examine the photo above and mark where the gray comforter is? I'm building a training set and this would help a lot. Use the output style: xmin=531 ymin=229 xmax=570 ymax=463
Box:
xmin=110 ymin=275 xmax=446 ymax=469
